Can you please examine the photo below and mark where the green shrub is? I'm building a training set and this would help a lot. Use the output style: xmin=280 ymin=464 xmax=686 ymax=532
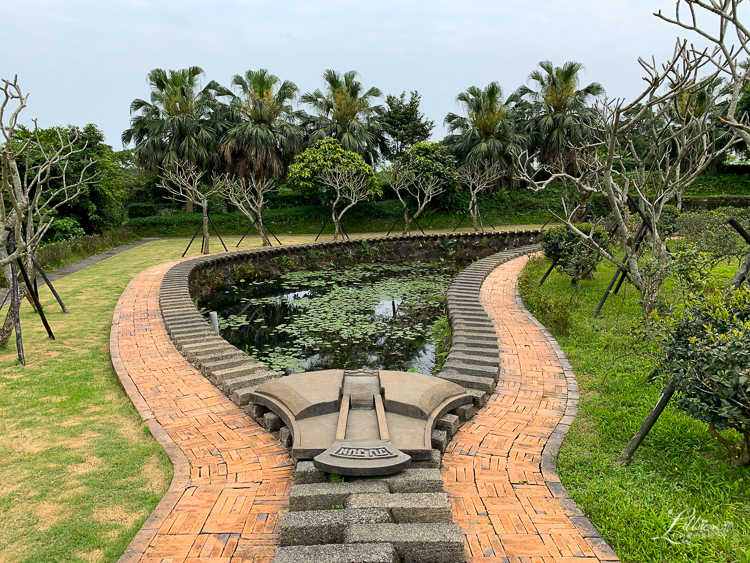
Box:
xmin=431 ymin=310 xmax=451 ymax=373
xmin=684 ymin=173 xmax=750 ymax=197
xmin=540 ymin=223 xmax=610 ymax=284
xmin=658 ymin=287 xmax=750 ymax=466
xmin=47 ymin=217 xmax=86 ymax=242
xmin=127 ymin=203 xmax=158 ymax=219
xmin=518 ymin=259 xmax=570 ymax=335
xmin=676 ymin=207 xmax=750 ymax=263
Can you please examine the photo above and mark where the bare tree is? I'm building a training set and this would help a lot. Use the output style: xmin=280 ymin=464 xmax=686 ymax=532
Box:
xmin=158 ymin=161 xmax=223 ymax=254
xmin=218 ymin=175 xmax=278 ymax=246
xmin=382 ymin=163 xmax=445 ymax=235
xmin=0 ymin=76 xmax=94 ymax=347
xmin=656 ymin=0 xmax=750 ymax=285
xmin=317 ymin=168 xmax=375 ymax=240
xmin=515 ymin=41 xmax=739 ymax=309
xmin=458 ymin=162 xmax=502 ymax=231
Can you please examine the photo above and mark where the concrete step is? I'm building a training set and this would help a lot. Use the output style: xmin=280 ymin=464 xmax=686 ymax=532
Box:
xmin=294 ymin=461 xmax=328 ymax=485
xmin=279 ymin=508 xmax=393 ymax=546
xmin=289 ymin=481 xmax=390 ymax=512
xmin=445 ymin=352 xmax=497 ymax=368
xmin=197 ymin=355 xmax=252 ymax=374
xmin=435 ymin=369 xmax=496 ymax=394
xmin=212 ymin=363 xmax=269 ymax=384
xmin=346 ymin=493 xmax=452 ymax=523
xmin=442 ymin=361 xmax=499 ymax=381
xmin=467 ymin=388 xmax=490 ymax=409
xmin=451 ymin=337 xmax=497 ymax=350
xmin=409 ymin=449 xmax=441 ymax=469
xmin=436 ymin=414 xmax=459 ymax=438
xmin=344 ymin=523 xmax=464 ymax=563
xmin=273 ymin=543 xmax=398 ymax=563
xmin=384 ymin=468 xmax=444 ymax=494
xmin=220 ymin=371 xmax=277 ymax=394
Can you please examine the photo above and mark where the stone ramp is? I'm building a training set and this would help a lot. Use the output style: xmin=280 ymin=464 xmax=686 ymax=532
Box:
xmin=441 ymin=255 xmax=620 ymax=562
xmin=110 ymin=260 xmax=294 ymax=563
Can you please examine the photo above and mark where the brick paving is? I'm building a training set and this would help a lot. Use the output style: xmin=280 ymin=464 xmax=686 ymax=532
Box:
xmin=110 ymin=261 xmax=294 ymax=563
xmin=442 ymin=255 xmax=620 ymax=563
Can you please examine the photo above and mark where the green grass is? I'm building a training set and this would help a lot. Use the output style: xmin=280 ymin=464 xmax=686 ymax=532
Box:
xmin=520 ymin=256 xmax=750 ymax=563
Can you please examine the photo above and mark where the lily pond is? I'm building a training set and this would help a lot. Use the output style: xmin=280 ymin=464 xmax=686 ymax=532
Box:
xmin=199 ymin=260 xmax=463 ymax=375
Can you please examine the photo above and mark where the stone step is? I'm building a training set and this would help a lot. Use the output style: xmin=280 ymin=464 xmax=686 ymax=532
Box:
xmin=273 ymin=543 xmax=398 ymax=563
xmin=450 ymin=343 xmax=499 ymax=355
xmin=170 ymin=331 xmax=215 ymax=344
xmin=212 ymin=363 xmax=270 ymax=384
xmin=295 ymin=461 xmax=328 ymax=485
xmin=409 ymin=449 xmax=441 ymax=469
xmin=197 ymin=356 xmax=252 ymax=374
xmin=189 ymin=349 xmax=246 ymax=365
xmin=280 ymin=508 xmax=393 ymax=546
xmin=449 ymin=330 xmax=497 ymax=342
xmin=220 ymin=371 xmax=277 ymax=394
xmin=451 ymin=403 xmax=475 ymax=422
xmin=384 ymin=468 xmax=444 ymax=494
xmin=445 ymin=352 xmax=497 ymax=368
xmin=169 ymin=324 xmax=212 ymax=336
xmin=346 ymin=493 xmax=452 ymax=523
xmin=467 ymin=388 xmax=490 ymax=409
xmin=289 ymin=481 xmax=390 ymax=511
xmin=451 ymin=337 xmax=497 ymax=350
xmin=344 ymin=523 xmax=464 ymax=563
xmin=182 ymin=345 xmax=241 ymax=362
xmin=431 ymin=429 xmax=447 ymax=453
xmin=435 ymin=370 xmax=496 ymax=394
xmin=436 ymin=414 xmax=459 ymax=438
xmin=442 ymin=361 xmax=499 ymax=381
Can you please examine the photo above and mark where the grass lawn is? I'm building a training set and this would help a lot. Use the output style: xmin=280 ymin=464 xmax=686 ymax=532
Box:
xmin=520 ymin=256 xmax=750 ymax=563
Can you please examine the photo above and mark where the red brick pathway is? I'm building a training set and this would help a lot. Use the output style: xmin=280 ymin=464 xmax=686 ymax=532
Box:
xmin=111 ymin=261 xmax=294 ymax=563
xmin=442 ymin=256 xmax=620 ymax=563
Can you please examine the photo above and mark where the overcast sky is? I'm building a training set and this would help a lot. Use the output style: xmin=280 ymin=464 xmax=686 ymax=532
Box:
xmin=3 ymin=0 xmax=715 ymax=148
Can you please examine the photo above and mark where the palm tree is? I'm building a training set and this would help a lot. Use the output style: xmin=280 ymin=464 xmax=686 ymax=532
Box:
xmin=443 ymin=82 xmax=525 ymax=171
xmin=301 ymin=70 xmax=383 ymax=164
xmin=122 ymin=66 xmax=227 ymax=173
xmin=222 ymin=69 xmax=304 ymax=180
xmin=512 ymin=61 xmax=604 ymax=168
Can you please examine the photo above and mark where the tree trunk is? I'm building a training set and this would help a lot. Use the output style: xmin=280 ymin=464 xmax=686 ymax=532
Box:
xmin=470 ymin=195 xmax=480 ymax=231
xmin=186 ymin=200 xmax=194 ymax=213
xmin=402 ymin=206 xmax=411 ymax=235
xmin=0 ymin=285 xmax=26 ymax=348
xmin=332 ymin=208 xmax=340 ymax=241
xmin=256 ymin=220 xmax=271 ymax=247
xmin=202 ymin=205 xmax=210 ymax=254
xmin=255 ymin=202 xmax=271 ymax=247
xmin=730 ymin=252 xmax=750 ymax=287
xmin=571 ymin=191 xmax=590 ymax=222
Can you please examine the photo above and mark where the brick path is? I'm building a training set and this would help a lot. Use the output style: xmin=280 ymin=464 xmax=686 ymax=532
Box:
xmin=110 ymin=261 xmax=294 ymax=563
xmin=442 ymin=256 xmax=620 ymax=563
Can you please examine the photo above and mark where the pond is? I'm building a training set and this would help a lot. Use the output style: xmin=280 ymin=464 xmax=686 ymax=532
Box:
xmin=199 ymin=260 xmax=463 ymax=375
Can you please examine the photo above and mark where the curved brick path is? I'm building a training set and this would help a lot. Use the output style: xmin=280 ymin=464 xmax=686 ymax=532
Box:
xmin=111 ymin=261 xmax=294 ymax=563
xmin=442 ymin=256 xmax=620 ymax=563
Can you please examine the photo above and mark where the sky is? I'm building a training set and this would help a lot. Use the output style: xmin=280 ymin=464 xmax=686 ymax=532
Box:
xmin=2 ymin=0 xmax=716 ymax=149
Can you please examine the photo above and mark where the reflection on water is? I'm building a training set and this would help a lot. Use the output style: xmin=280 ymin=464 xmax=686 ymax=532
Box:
xmin=199 ymin=261 xmax=461 ymax=375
